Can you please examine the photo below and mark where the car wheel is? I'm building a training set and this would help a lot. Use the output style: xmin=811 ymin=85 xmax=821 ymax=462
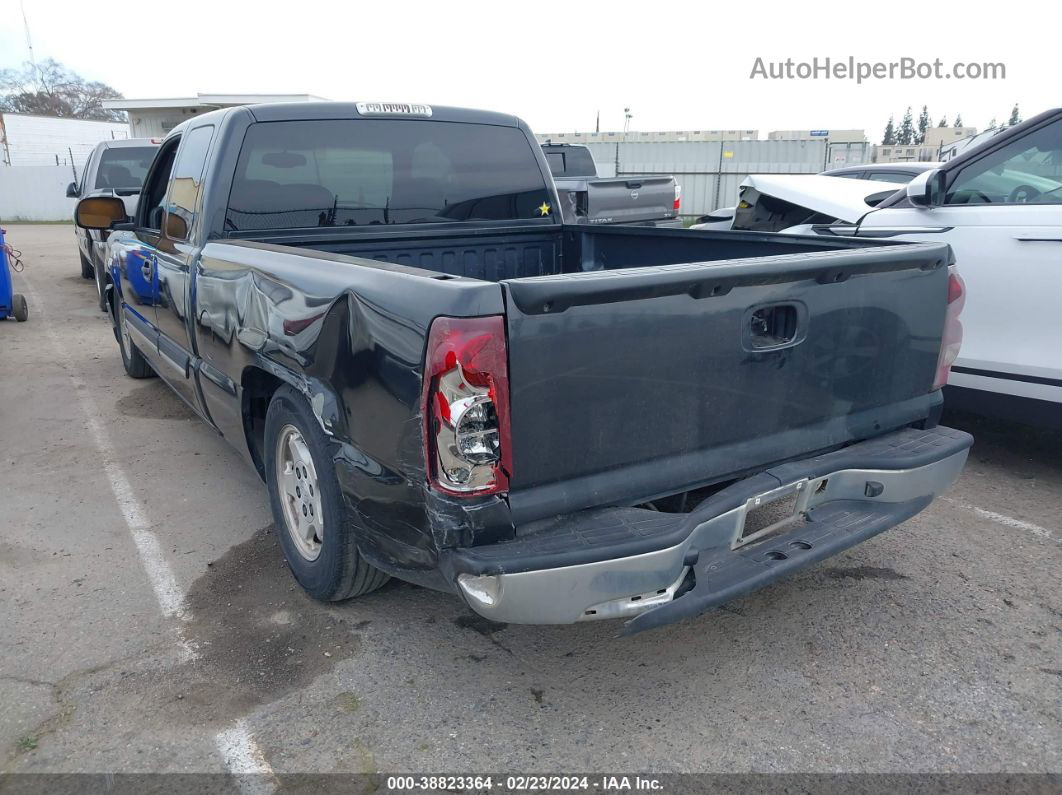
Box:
xmin=264 ymin=385 xmax=390 ymax=601
xmin=12 ymin=293 xmax=28 ymax=322
xmin=114 ymin=294 xmax=155 ymax=379
xmin=80 ymin=252 xmax=94 ymax=280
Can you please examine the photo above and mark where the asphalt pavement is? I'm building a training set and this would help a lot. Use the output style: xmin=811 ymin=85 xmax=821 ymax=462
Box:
xmin=1 ymin=224 xmax=1059 ymax=789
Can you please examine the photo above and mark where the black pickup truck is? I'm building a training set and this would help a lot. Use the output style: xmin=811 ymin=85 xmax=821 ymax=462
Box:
xmin=75 ymin=101 xmax=971 ymax=634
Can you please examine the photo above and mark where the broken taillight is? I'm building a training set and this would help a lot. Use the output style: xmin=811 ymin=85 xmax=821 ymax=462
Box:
xmin=932 ymin=271 xmax=965 ymax=391
xmin=422 ymin=315 xmax=512 ymax=495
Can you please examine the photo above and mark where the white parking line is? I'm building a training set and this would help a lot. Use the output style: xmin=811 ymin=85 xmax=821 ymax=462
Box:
xmin=22 ymin=281 xmax=190 ymax=621
xmin=216 ymin=720 xmax=278 ymax=794
xmin=942 ymin=496 xmax=1057 ymax=542
xmin=23 ymin=280 xmax=275 ymax=788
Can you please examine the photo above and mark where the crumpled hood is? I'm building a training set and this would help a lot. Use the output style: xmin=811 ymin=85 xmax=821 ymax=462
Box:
xmin=740 ymin=174 xmax=900 ymax=224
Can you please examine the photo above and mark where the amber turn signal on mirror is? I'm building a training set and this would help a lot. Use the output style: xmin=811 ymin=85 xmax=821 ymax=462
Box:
xmin=75 ymin=196 xmax=127 ymax=230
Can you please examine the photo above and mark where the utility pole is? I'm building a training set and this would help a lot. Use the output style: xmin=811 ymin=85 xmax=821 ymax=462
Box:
xmin=595 ymin=110 xmax=600 ymax=134
xmin=623 ymin=107 xmax=633 ymax=134
xmin=21 ymin=0 xmax=38 ymax=87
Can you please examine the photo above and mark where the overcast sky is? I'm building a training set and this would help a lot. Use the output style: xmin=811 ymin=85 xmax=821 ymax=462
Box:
xmin=1 ymin=0 xmax=1056 ymax=141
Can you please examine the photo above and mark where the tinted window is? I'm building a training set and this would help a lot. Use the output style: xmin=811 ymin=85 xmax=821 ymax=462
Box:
xmin=94 ymin=147 xmax=158 ymax=190
xmin=867 ymin=171 xmax=915 ymax=183
xmin=166 ymin=126 xmax=214 ymax=239
xmin=545 ymin=152 xmax=565 ymax=175
xmin=226 ymin=120 xmax=552 ymax=230
xmin=139 ymin=141 xmax=179 ymax=231
xmin=543 ymin=146 xmax=596 ymax=177
xmin=946 ymin=120 xmax=1062 ymax=204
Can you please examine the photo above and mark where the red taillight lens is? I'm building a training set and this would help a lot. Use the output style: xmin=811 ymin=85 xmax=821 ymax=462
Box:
xmin=673 ymin=184 xmax=682 ymax=211
xmin=422 ymin=315 xmax=512 ymax=495
xmin=932 ymin=271 xmax=965 ymax=391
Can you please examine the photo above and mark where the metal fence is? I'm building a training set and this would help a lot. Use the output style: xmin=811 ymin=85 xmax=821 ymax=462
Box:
xmin=582 ymin=139 xmax=870 ymax=218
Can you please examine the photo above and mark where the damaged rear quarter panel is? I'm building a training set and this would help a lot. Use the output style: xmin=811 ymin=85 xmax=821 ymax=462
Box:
xmin=193 ymin=240 xmax=509 ymax=584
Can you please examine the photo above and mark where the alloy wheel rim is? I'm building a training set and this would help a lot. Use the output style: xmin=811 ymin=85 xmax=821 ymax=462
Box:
xmin=275 ymin=424 xmax=324 ymax=561
xmin=119 ymin=306 xmax=132 ymax=359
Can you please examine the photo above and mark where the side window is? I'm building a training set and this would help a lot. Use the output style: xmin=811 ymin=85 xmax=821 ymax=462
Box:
xmin=868 ymin=172 xmax=915 ymax=184
xmin=545 ymin=151 xmax=565 ymax=176
xmin=165 ymin=126 xmax=214 ymax=240
xmin=946 ymin=120 xmax=1062 ymax=205
xmin=138 ymin=139 xmax=180 ymax=232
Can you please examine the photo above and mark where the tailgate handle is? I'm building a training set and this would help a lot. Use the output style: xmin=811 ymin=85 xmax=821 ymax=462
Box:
xmin=624 ymin=181 xmax=642 ymax=189
xmin=746 ymin=303 xmax=804 ymax=351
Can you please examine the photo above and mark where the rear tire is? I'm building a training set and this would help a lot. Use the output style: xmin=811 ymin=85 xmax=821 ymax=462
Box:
xmin=264 ymin=385 xmax=389 ymax=601
xmin=12 ymin=293 xmax=28 ymax=322
xmin=113 ymin=293 xmax=154 ymax=378
xmin=80 ymin=252 xmax=94 ymax=280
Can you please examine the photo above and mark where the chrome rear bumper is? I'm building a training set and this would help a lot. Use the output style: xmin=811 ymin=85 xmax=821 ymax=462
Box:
xmin=444 ymin=426 xmax=971 ymax=631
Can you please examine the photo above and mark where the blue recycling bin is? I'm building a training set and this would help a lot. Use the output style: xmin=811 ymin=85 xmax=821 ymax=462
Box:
xmin=0 ymin=227 xmax=28 ymax=322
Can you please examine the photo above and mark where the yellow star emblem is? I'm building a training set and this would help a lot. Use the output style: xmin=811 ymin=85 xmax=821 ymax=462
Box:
xmin=537 ymin=202 xmax=551 ymax=217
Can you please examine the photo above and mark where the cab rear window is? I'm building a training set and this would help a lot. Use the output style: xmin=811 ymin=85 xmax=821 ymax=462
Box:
xmin=225 ymin=120 xmax=552 ymax=230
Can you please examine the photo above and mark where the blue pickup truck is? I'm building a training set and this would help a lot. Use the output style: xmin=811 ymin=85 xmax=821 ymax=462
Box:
xmin=73 ymin=101 xmax=971 ymax=634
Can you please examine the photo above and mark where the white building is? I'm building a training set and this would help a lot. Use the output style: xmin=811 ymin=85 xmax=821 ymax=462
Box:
xmin=0 ymin=112 xmax=129 ymax=168
xmin=102 ymin=93 xmax=326 ymax=138
xmin=537 ymin=129 xmax=759 ymax=144
xmin=768 ymin=129 xmax=867 ymax=144
xmin=873 ymin=126 xmax=979 ymax=163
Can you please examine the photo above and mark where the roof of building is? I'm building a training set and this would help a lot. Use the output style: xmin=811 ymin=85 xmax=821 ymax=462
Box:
xmin=101 ymin=93 xmax=327 ymax=111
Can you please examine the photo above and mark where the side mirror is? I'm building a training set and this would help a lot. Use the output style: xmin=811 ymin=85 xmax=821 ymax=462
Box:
xmin=164 ymin=212 xmax=188 ymax=241
xmin=66 ymin=182 xmax=79 ymax=198
xmin=75 ymin=196 xmax=128 ymax=230
xmin=906 ymin=168 xmax=946 ymax=208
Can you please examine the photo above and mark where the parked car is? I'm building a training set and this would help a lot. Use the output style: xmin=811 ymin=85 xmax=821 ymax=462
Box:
xmin=729 ymin=174 xmax=900 ymax=233
xmin=691 ymin=163 xmax=940 ymax=231
xmin=735 ymin=108 xmax=1062 ymax=426
xmin=74 ymin=101 xmax=970 ymax=633
xmin=541 ymin=142 xmax=682 ymax=226
xmin=822 ymin=162 xmax=941 ymax=183
xmin=67 ymin=138 xmax=160 ymax=309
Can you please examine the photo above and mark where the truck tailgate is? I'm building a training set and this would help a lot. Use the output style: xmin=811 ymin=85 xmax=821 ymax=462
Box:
xmin=500 ymin=242 xmax=951 ymax=522
xmin=583 ymin=176 xmax=676 ymax=224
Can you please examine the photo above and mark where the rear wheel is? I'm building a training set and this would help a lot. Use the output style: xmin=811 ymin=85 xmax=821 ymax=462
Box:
xmin=264 ymin=386 xmax=389 ymax=601
xmin=80 ymin=252 xmax=94 ymax=280
xmin=12 ymin=293 xmax=28 ymax=322
xmin=114 ymin=294 xmax=154 ymax=378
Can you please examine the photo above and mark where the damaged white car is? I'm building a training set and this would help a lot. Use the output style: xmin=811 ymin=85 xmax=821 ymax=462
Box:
xmin=728 ymin=108 xmax=1062 ymax=426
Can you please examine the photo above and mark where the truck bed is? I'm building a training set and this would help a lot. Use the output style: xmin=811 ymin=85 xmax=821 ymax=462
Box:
xmin=226 ymin=224 xmax=952 ymax=523
xmin=254 ymin=223 xmax=897 ymax=282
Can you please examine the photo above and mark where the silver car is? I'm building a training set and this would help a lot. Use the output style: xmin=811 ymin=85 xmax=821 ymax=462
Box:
xmin=67 ymin=138 xmax=160 ymax=309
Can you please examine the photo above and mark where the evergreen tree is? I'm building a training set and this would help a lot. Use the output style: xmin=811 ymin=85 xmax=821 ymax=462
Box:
xmin=938 ymin=116 xmax=948 ymax=127
xmin=954 ymin=114 xmax=963 ymax=127
xmin=882 ymin=115 xmax=897 ymax=145
xmin=917 ymin=105 xmax=931 ymax=144
xmin=1008 ymin=104 xmax=1022 ymax=126
xmin=897 ymin=107 xmax=915 ymax=145
xmin=987 ymin=117 xmax=998 ymax=131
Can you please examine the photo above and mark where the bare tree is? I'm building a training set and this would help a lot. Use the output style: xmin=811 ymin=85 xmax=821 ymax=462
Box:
xmin=0 ymin=58 xmax=125 ymax=122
